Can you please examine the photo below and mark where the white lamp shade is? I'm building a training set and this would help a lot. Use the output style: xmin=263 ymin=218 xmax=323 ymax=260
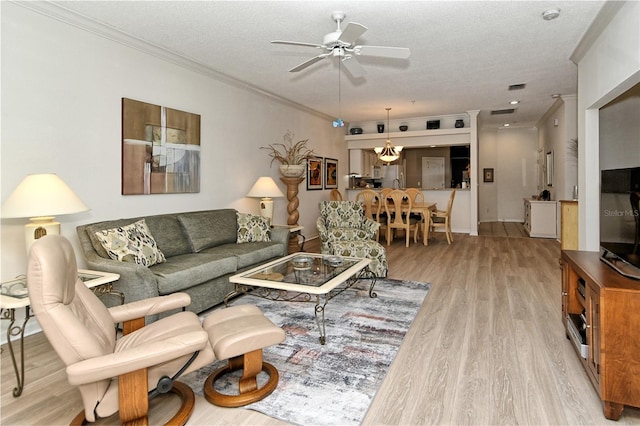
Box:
xmin=246 ymin=177 xmax=284 ymax=199
xmin=2 ymin=173 xmax=90 ymax=219
xmin=246 ymin=177 xmax=283 ymax=225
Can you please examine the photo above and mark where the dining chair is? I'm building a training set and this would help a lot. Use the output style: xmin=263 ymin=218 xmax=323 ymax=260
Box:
xmin=355 ymin=189 xmax=380 ymax=220
xmin=430 ymin=189 xmax=456 ymax=244
xmin=384 ymin=189 xmax=420 ymax=247
xmin=329 ymin=188 xmax=343 ymax=201
xmin=377 ymin=188 xmax=393 ymax=232
xmin=356 ymin=189 xmax=383 ymax=242
xmin=378 ymin=187 xmax=393 ymax=200
xmin=404 ymin=188 xmax=425 ymax=239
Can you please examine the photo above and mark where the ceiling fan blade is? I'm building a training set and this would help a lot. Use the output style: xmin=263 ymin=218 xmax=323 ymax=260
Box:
xmin=289 ymin=53 xmax=330 ymax=72
xmin=337 ymin=22 xmax=367 ymax=46
xmin=354 ymin=45 xmax=411 ymax=59
xmin=342 ymin=57 xmax=366 ymax=79
xmin=271 ymin=40 xmax=325 ymax=49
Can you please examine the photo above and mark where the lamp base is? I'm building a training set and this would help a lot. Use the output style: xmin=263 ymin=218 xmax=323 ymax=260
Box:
xmin=25 ymin=217 xmax=60 ymax=254
xmin=259 ymin=198 xmax=274 ymax=225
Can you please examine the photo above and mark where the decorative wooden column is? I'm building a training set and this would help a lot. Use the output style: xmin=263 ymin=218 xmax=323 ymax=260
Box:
xmin=280 ymin=176 xmax=304 ymax=226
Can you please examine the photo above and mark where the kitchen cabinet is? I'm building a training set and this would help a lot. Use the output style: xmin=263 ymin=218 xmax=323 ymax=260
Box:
xmin=523 ymin=199 xmax=557 ymax=238
xmin=349 ymin=149 xmax=379 ymax=177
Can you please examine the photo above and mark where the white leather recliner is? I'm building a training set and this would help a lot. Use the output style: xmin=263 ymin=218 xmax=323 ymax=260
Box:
xmin=28 ymin=235 xmax=215 ymax=425
xmin=27 ymin=234 xmax=285 ymax=425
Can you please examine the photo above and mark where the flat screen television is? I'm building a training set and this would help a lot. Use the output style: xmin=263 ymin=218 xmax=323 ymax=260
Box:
xmin=600 ymin=167 xmax=640 ymax=279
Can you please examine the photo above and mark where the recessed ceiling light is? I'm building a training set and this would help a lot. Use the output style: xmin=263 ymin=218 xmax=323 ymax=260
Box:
xmin=503 ymin=123 xmax=510 ymax=127
xmin=430 ymin=145 xmax=436 ymax=148
xmin=551 ymin=93 xmax=562 ymax=98
xmin=510 ymin=100 xmax=519 ymax=105
xmin=542 ymin=9 xmax=561 ymax=21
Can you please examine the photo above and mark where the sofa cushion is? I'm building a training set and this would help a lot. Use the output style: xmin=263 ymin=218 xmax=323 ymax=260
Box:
xmin=144 ymin=215 xmax=192 ymax=257
xmin=85 ymin=217 xmax=144 ymax=259
xmin=178 ymin=210 xmax=237 ymax=252
xmin=236 ymin=213 xmax=271 ymax=243
xmin=151 ymin=253 xmax=238 ymax=294
xmin=94 ymin=219 xmax=166 ymax=267
xmin=209 ymin=242 xmax=283 ymax=269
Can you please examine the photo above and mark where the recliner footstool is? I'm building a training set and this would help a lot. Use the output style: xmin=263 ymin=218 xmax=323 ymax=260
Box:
xmin=203 ymin=304 xmax=285 ymax=407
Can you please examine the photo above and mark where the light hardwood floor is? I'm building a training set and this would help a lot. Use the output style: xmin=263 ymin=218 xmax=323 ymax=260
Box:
xmin=3 ymin=233 xmax=640 ymax=425
xmin=478 ymin=221 xmax=528 ymax=238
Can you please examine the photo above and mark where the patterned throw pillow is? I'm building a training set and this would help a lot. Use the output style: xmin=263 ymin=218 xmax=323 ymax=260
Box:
xmin=237 ymin=213 xmax=271 ymax=243
xmin=94 ymin=219 xmax=166 ymax=266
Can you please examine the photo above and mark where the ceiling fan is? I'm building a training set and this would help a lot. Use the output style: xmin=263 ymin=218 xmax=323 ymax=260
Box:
xmin=271 ymin=11 xmax=410 ymax=78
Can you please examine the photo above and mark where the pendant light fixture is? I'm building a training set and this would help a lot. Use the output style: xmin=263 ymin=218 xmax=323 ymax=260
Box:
xmin=374 ymin=107 xmax=403 ymax=163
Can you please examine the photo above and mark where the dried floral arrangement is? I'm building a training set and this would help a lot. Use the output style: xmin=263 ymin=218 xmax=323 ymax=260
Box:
xmin=261 ymin=131 xmax=316 ymax=166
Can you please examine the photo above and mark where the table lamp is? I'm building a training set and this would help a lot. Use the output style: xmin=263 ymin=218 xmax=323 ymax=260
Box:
xmin=246 ymin=177 xmax=284 ymax=224
xmin=2 ymin=173 xmax=90 ymax=253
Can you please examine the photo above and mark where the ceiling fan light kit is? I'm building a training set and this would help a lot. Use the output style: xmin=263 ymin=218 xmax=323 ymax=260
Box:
xmin=271 ymin=11 xmax=410 ymax=79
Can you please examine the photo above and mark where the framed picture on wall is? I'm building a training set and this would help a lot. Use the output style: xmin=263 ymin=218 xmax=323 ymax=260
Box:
xmin=324 ymin=158 xmax=338 ymax=189
xmin=121 ymin=98 xmax=201 ymax=195
xmin=546 ymin=151 xmax=554 ymax=187
xmin=307 ymin=157 xmax=323 ymax=190
xmin=483 ymin=168 xmax=494 ymax=183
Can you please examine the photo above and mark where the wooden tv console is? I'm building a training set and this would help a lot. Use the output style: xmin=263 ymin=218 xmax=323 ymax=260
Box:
xmin=561 ymin=250 xmax=640 ymax=420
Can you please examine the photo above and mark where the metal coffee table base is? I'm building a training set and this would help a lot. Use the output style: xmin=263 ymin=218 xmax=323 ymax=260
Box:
xmin=226 ymin=269 xmax=377 ymax=345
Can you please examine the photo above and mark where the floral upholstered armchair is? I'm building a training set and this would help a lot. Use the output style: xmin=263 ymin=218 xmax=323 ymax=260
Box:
xmin=316 ymin=201 xmax=380 ymax=253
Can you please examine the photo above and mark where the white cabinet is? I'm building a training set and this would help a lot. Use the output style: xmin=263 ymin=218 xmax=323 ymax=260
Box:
xmin=523 ymin=199 xmax=557 ymax=238
xmin=349 ymin=149 xmax=378 ymax=177
xmin=349 ymin=149 xmax=363 ymax=175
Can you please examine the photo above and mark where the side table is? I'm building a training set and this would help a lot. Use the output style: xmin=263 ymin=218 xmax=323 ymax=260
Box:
xmin=273 ymin=224 xmax=305 ymax=254
xmin=0 ymin=269 xmax=120 ymax=397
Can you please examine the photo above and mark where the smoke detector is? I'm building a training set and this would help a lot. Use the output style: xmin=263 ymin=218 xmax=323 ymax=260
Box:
xmin=542 ymin=9 xmax=561 ymax=21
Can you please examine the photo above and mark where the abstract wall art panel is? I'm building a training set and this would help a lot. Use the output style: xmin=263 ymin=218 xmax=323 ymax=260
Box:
xmin=122 ymin=98 xmax=201 ymax=195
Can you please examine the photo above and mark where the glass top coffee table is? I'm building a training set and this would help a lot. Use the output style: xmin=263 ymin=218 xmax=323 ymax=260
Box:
xmin=227 ymin=253 xmax=376 ymax=344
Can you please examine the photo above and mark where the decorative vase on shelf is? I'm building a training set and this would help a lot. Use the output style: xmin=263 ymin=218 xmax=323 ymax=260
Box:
xmin=279 ymin=164 xmax=306 ymax=178
xmin=455 ymin=119 xmax=464 ymax=128
xmin=377 ymin=124 xmax=384 ymax=133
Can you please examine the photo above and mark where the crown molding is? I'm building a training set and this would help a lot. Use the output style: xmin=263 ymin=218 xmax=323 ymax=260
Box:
xmin=13 ymin=1 xmax=334 ymax=122
xmin=570 ymin=1 xmax=627 ymax=64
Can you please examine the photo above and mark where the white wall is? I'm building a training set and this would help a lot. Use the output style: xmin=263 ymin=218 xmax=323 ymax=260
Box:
xmin=478 ymin=127 xmax=538 ymax=222
xmin=575 ymin=1 xmax=640 ymax=250
xmin=1 ymin=3 xmax=346 ymax=340
xmin=537 ymin=95 xmax=579 ymax=239
xmin=478 ymin=128 xmax=498 ymax=222
xmin=599 ymin=83 xmax=640 ymax=171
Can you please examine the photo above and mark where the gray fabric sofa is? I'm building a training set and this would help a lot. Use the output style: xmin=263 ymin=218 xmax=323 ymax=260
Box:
xmin=76 ymin=209 xmax=289 ymax=320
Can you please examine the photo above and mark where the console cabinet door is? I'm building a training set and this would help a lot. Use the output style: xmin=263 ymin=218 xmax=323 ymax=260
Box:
xmin=586 ymin=284 xmax=600 ymax=384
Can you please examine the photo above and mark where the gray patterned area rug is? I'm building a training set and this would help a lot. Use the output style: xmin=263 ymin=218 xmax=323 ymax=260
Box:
xmin=181 ymin=278 xmax=430 ymax=426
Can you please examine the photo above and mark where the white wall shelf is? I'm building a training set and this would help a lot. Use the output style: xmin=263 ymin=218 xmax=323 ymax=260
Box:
xmin=345 ymin=127 xmax=471 ymax=141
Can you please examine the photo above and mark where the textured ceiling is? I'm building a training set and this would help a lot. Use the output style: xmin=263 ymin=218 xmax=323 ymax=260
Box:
xmin=50 ymin=1 xmax=605 ymax=129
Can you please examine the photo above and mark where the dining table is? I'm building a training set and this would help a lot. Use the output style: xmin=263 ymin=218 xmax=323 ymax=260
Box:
xmin=371 ymin=200 xmax=437 ymax=245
